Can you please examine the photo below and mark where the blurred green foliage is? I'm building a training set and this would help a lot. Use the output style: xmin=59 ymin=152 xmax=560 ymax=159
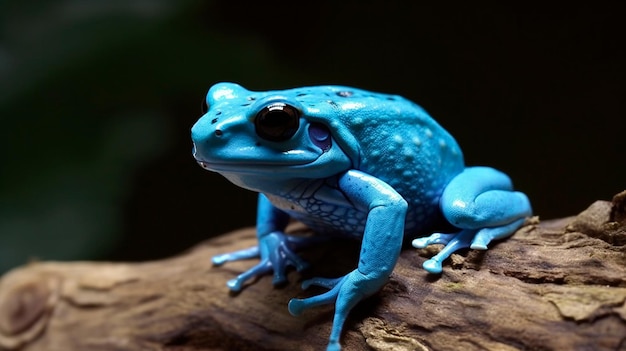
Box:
xmin=0 ymin=1 xmax=178 ymax=271
xmin=0 ymin=0 xmax=316 ymax=272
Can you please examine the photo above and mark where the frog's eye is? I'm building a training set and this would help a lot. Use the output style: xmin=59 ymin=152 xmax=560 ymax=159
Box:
xmin=254 ymin=103 xmax=300 ymax=142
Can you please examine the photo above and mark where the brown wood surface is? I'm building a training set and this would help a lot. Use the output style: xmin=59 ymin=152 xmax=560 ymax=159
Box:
xmin=1 ymin=191 xmax=625 ymax=351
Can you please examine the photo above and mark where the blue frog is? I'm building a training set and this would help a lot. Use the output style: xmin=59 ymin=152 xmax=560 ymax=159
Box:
xmin=191 ymin=83 xmax=531 ymax=351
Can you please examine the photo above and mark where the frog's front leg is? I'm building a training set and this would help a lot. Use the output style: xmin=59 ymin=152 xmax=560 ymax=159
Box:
xmin=212 ymin=194 xmax=314 ymax=291
xmin=288 ymin=170 xmax=407 ymax=351
xmin=412 ymin=166 xmax=532 ymax=273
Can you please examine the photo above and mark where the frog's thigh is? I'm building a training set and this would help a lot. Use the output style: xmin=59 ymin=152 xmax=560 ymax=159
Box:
xmin=440 ymin=166 xmax=531 ymax=229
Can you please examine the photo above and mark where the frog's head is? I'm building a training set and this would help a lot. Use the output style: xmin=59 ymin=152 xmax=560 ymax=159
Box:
xmin=191 ymin=83 xmax=356 ymax=187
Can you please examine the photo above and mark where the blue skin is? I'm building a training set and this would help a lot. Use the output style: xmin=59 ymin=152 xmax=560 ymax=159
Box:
xmin=191 ymin=83 xmax=531 ymax=351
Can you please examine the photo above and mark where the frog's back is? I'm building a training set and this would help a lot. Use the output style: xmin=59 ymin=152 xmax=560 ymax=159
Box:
xmin=293 ymin=86 xmax=466 ymax=233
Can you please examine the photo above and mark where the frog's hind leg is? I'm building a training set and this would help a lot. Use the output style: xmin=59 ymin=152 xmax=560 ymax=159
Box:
xmin=440 ymin=166 xmax=532 ymax=238
xmin=414 ymin=166 xmax=531 ymax=274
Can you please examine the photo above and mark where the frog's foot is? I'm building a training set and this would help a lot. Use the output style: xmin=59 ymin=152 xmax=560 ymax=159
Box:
xmin=288 ymin=276 xmax=347 ymax=351
xmin=416 ymin=218 xmax=529 ymax=274
xmin=416 ymin=229 xmax=475 ymax=274
xmin=215 ymin=232 xmax=320 ymax=292
xmin=289 ymin=270 xmax=386 ymax=351
xmin=419 ymin=166 xmax=532 ymax=274
xmin=212 ymin=234 xmax=322 ymax=266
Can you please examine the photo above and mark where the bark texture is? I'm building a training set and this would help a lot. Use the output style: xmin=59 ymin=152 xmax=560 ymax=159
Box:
xmin=1 ymin=191 xmax=625 ymax=351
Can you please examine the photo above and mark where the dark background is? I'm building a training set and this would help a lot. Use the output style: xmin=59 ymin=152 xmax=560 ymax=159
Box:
xmin=0 ymin=1 xmax=623 ymax=272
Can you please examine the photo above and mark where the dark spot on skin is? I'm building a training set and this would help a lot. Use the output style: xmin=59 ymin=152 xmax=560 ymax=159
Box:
xmin=386 ymin=97 xmax=396 ymax=101
xmin=216 ymin=111 xmax=222 ymax=115
xmin=327 ymin=100 xmax=339 ymax=108
xmin=241 ymin=103 xmax=251 ymax=107
xmin=247 ymin=96 xmax=256 ymax=101
xmin=296 ymin=93 xmax=307 ymax=97
xmin=215 ymin=130 xmax=223 ymax=137
xmin=336 ymin=91 xmax=353 ymax=97
xmin=211 ymin=118 xmax=218 ymax=124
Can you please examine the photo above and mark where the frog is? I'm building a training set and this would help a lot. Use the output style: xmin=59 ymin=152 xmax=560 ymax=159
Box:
xmin=191 ymin=82 xmax=532 ymax=351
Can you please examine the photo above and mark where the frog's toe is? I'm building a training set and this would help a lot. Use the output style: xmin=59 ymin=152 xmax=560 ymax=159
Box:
xmin=226 ymin=278 xmax=243 ymax=291
xmin=469 ymin=242 xmax=488 ymax=251
xmin=411 ymin=232 xmax=456 ymax=248
xmin=288 ymin=286 xmax=340 ymax=316
xmin=411 ymin=237 xmax=429 ymax=249
xmin=422 ymin=258 xmax=443 ymax=274
xmin=288 ymin=276 xmax=347 ymax=316
xmin=225 ymin=260 xmax=272 ymax=292
xmin=287 ymin=298 xmax=308 ymax=316
xmin=469 ymin=228 xmax=496 ymax=250
xmin=212 ymin=246 xmax=260 ymax=266
xmin=469 ymin=218 xmax=526 ymax=250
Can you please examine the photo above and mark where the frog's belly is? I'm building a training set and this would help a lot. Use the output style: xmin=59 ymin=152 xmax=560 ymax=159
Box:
xmin=289 ymin=206 xmax=367 ymax=238
xmin=285 ymin=202 xmax=439 ymax=239
xmin=265 ymin=179 xmax=444 ymax=238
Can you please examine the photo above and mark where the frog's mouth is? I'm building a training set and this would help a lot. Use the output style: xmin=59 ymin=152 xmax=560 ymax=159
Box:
xmin=191 ymin=134 xmax=353 ymax=179
xmin=191 ymin=140 xmax=325 ymax=172
xmin=193 ymin=157 xmax=320 ymax=175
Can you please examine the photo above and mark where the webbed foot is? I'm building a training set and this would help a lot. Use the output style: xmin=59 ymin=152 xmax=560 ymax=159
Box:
xmin=413 ymin=219 xmax=527 ymax=274
xmin=213 ymin=232 xmax=322 ymax=291
xmin=414 ymin=229 xmax=475 ymax=274
xmin=288 ymin=269 xmax=387 ymax=351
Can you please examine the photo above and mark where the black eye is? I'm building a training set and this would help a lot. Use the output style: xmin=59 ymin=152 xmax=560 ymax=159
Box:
xmin=254 ymin=103 xmax=300 ymax=141
xmin=201 ymin=99 xmax=209 ymax=114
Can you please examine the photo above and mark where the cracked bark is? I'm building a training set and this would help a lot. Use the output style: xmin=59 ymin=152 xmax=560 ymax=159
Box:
xmin=1 ymin=191 xmax=625 ymax=351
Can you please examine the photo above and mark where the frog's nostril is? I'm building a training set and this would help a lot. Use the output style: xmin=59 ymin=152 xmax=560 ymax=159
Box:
xmin=215 ymin=129 xmax=223 ymax=137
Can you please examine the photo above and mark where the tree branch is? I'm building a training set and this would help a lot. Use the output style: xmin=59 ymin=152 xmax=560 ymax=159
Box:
xmin=1 ymin=191 xmax=625 ymax=351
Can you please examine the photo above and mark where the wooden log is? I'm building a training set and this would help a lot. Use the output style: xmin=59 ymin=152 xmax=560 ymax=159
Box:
xmin=1 ymin=191 xmax=625 ymax=351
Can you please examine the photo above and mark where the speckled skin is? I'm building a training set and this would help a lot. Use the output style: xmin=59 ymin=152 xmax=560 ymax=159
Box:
xmin=191 ymin=83 xmax=532 ymax=351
